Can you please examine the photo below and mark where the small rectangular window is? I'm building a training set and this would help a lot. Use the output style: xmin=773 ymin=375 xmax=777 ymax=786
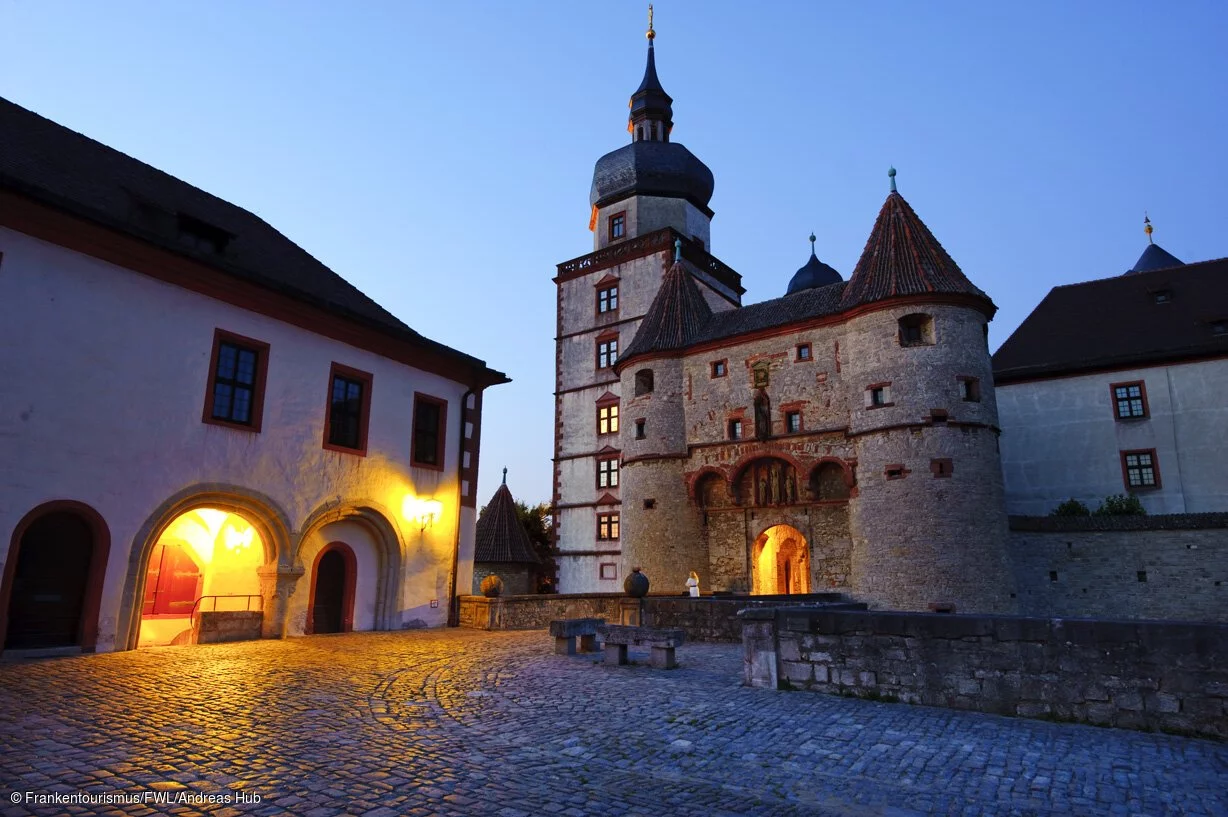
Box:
xmin=885 ymin=465 xmax=907 ymax=480
xmin=598 ymin=285 xmax=619 ymax=314
xmin=711 ymin=360 xmax=727 ymax=378
xmin=634 ymin=418 xmax=646 ymax=440
xmin=597 ymin=338 xmax=619 ymax=369
xmin=1111 ymin=381 xmax=1148 ymax=420
xmin=785 ymin=411 xmax=801 ymax=433
xmin=411 ymin=393 xmax=447 ymax=469
xmin=324 ymin=363 xmax=373 ymax=455
xmin=204 ymin=330 xmax=269 ymax=432
xmin=1152 ymin=289 xmax=1173 ymax=304
xmin=958 ymin=377 xmax=982 ymax=403
xmin=597 ymin=457 xmax=620 ymax=489
xmin=597 ymin=512 xmax=620 ymax=541
xmin=931 ymin=458 xmax=953 ymax=478
xmin=598 ymin=403 xmax=619 ymax=435
xmin=609 ymin=212 xmax=626 ymax=241
xmin=867 ymin=384 xmax=891 ymax=408
xmin=1121 ymin=449 xmax=1160 ymax=490
xmin=796 ymin=343 xmax=812 ymax=361
xmin=728 ymin=419 xmax=743 ymax=440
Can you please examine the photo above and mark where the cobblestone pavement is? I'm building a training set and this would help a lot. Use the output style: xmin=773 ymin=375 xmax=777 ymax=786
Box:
xmin=1 ymin=630 xmax=1225 ymax=817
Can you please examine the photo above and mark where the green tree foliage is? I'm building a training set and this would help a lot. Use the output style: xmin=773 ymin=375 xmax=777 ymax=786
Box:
xmin=1050 ymin=498 xmax=1091 ymax=517
xmin=1093 ymin=494 xmax=1147 ymax=516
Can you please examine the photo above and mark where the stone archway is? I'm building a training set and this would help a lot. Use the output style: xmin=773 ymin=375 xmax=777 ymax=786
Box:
xmin=751 ymin=524 xmax=811 ymax=596
xmin=118 ymin=486 xmax=293 ymax=651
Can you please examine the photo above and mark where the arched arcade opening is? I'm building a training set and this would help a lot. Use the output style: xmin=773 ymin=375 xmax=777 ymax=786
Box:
xmin=752 ymin=524 xmax=811 ymax=596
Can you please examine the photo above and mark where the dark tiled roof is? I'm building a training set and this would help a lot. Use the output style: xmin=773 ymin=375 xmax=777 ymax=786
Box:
xmin=474 ymin=484 xmax=540 ymax=565
xmin=630 ymin=41 xmax=673 ymax=126
xmin=620 ymin=258 xmax=713 ymax=360
xmin=590 ymin=140 xmax=714 ymax=212
xmin=697 ymin=282 xmax=847 ymax=344
xmin=1126 ymin=243 xmax=1184 ymax=275
xmin=840 ymin=192 xmax=992 ymax=313
xmin=0 ymin=96 xmax=506 ymax=382
xmin=993 ymin=257 xmax=1228 ymax=383
xmin=787 ymin=250 xmax=842 ymax=294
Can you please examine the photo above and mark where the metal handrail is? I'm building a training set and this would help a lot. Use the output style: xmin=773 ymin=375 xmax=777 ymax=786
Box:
xmin=189 ymin=594 xmax=263 ymax=629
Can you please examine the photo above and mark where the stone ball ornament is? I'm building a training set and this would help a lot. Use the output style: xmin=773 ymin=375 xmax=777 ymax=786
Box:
xmin=624 ymin=567 xmax=650 ymax=598
xmin=480 ymin=575 xmax=504 ymax=598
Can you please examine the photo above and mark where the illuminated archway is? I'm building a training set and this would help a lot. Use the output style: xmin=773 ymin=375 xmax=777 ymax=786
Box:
xmin=137 ymin=508 xmax=266 ymax=647
xmin=751 ymin=524 xmax=811 ymax=595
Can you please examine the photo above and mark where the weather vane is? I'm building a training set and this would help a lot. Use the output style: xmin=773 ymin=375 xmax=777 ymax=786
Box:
xmin=1144 ymin=212 xmax=1154 ymax=245
xmin=647 ymin=4 xmax=655 ymax=40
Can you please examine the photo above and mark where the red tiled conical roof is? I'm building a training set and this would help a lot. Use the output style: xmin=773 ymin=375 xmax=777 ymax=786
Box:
xmin=619 ymin=257 xmax=714 ymax=363
xmin=840 ymin=192 xmax=993 ymax=313
xmin=474 ymin=483 xmax=540 ymax=564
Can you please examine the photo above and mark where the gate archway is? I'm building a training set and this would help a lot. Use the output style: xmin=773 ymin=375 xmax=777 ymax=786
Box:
xmin=751 ymin=524 xmax=811 ymax=595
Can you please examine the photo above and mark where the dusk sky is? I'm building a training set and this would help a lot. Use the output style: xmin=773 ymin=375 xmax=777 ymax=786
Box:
xmin=3 ymin=1 xmax=1225 ymax=508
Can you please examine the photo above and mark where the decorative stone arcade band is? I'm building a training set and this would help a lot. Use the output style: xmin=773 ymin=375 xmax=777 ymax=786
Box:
xmin=696 ymin=459 xmax=851 ymax=509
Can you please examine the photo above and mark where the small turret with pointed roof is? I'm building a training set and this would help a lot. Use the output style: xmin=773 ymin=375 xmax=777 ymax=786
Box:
xmin=617 ymin=239 xmax=713 ymax=365
xmin=840 ymin=168 xmax=993 ymax=314
xmin=474 ymin=469 xmax=540 ymax=565
xmin=1125 ymin=214 xmax=1184 ymax=274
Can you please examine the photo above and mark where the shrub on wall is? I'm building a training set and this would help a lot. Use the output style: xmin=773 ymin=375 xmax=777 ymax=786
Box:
xmin=1094 ymin=494 xmax=1147 ymax=517
xmin=1050 ymin=498 xmax=1091 ymax=517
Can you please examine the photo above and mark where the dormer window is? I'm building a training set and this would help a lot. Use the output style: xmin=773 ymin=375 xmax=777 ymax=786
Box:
xmin=1211 ymin=320 xmax=1227 ymax=336
xmin=1152 ymin=289 xmax=1173 ymax=304
xmin=177 ymin=213 xmax=231 ymax=255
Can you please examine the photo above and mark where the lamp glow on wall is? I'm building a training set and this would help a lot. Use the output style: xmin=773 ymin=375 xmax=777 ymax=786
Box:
xmin=403 ymin=497 xmax=444 ymax=531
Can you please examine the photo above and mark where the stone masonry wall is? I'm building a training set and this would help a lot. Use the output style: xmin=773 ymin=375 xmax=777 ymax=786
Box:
xmin=742 ymin=608 xmax=1228 ymax=740
xmin=196 ymin=611 xmax=263 ymax=645
xmin=1006 ymin=519 xmax=1228 ymax=622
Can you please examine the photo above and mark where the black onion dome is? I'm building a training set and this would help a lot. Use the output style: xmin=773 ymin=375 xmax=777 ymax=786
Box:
xmin=590 ymin=140 xmax=715 ymax=212
xmin=787 ymin=249 xmax=842 ymax=295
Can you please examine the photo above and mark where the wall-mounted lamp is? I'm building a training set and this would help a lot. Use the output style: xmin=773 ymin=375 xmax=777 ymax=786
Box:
xmin=402 ymin=497 xmax=444 ymax=531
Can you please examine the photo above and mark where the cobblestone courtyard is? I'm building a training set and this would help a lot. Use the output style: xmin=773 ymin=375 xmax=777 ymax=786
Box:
xmin=1 ymin=629 xmax=1225 ymax=817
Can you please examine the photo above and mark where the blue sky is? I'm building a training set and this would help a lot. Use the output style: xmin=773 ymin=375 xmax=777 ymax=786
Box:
xmin=3 ymin=1 xmax=1225 ymax=508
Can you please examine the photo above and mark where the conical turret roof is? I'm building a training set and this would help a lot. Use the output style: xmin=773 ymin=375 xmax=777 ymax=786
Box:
xmin=840 ymin=191 xmax=992 ymax=313
xmin=1126 ymin=243 xmax=1184 ymax=274
xmin=474 ymin=480 xmax=540 ymax=565
xmin=619 ymin=249 xmax=713 ymax=364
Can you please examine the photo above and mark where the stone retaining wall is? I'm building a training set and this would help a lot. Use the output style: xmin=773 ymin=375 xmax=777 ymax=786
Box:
xmin=741 ymin=607 xmax=1228 ymax=740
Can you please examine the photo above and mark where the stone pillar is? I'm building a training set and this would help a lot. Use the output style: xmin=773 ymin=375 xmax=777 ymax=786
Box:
xmin=739 ymin=609 xmax=778 ymax=689
xmin=258 ymin=565 xmax=304 ymax=639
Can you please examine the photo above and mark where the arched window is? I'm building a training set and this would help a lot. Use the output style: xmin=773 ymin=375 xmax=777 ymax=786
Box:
xmin=634 ymin=369 xmax=654 ymax=396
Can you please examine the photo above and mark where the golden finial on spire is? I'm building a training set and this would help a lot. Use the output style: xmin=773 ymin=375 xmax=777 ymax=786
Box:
xmin=1144 ymin=212 xmax=1154 ymax=245
xmin=647 ymin=4 xmax=655 ymax=40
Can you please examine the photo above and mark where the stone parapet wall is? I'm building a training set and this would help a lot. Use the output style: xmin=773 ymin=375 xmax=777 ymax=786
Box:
xmin=741 ymin=608 xmax=1228 ymax=740
xmin=456 ymin=593 xmax=855 ymax=641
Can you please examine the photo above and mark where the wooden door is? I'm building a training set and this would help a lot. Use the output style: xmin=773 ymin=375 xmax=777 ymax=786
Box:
xmin=311 ymin=549 xmax=347 ymax=634
xmin=5 ymin=513 xmax=93 ymax=649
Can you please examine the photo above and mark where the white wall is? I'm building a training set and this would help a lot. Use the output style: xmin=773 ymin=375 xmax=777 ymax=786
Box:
xmin=0 ymin=227 xmax=477 ymax=650
xmin=997 ymin=360 xmax=1228 ymax=515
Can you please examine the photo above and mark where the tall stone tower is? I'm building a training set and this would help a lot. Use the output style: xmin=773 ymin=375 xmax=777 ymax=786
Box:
xmin=840 ymin=176 xmax=1017 ymax=613
xmin=552 ymin=19 xmax=743 ymax=593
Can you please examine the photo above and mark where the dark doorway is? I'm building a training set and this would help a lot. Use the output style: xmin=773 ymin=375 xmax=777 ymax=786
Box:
xmin=311 ymin=549 xmax=348 ymax=634
xmin=5 ymin=512 xmax=93 ymax=649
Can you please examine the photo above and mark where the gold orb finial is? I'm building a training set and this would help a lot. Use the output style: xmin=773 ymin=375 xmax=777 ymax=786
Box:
xmin=647 ymin=4 xmax=655 ymax=40
xmin=1144 ymin=212 xmax=1154 ymax=244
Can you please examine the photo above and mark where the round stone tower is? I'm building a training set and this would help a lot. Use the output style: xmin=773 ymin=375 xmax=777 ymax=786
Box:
xmin=614 ymin=246 xmax=713 ymax=591
xmin=839 ymin=179 xmax=1016 ymax=613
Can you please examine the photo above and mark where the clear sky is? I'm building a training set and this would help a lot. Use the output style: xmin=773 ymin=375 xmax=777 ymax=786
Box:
xmin=3 ymin=1 xmax=1225 ymax=509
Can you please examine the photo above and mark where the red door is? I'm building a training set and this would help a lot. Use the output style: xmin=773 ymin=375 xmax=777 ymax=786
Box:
xmin=142 ymin=543 xmax=202 ymax=616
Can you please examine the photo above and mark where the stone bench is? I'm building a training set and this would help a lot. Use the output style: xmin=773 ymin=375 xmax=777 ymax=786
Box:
xmin=597 ymin=624 xmax=686 ymax=669
xmin=549 ymin=617 xmax=605 ymax=655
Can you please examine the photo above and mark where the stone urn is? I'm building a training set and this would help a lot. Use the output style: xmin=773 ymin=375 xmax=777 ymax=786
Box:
xmin=480 ymin=575 xmax=504 ymax=598
xmin=624 ymin=567 xmax=650 ymax=598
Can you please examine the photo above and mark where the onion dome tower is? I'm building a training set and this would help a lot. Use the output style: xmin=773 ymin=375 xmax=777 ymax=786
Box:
xmin=588 ymin=7 xmax=716 ymax=250
xmin=786 ymin=233 xmax=843 ymax=294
